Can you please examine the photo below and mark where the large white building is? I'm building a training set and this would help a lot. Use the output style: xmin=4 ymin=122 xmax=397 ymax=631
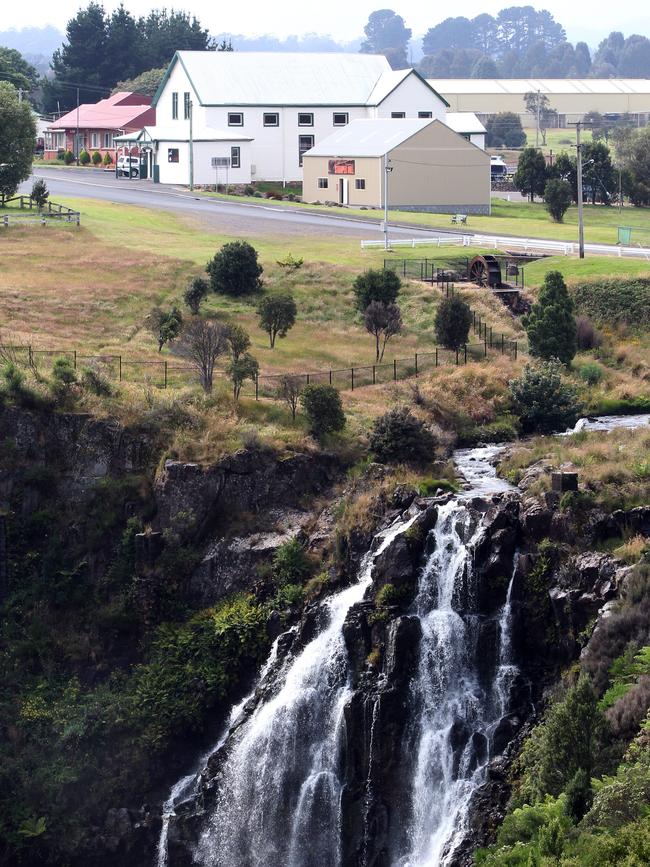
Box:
xmin=147 ymin=52 xmax=453 ymax=185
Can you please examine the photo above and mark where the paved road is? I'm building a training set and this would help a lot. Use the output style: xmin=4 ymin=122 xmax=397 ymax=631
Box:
xmin=21 ymin=167 xmax=464 ymax=241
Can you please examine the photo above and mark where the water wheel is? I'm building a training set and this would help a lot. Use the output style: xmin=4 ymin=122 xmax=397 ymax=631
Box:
xmin=469 ymin=254 xmax=502 ymax=288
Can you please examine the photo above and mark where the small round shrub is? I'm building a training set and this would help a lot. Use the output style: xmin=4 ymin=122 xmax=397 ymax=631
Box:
xmin=352 ymin=269 xmax=401 ymax=312
xmin=81 ymin=366 xmax=112 ymax=397
xmin=370 ymin=407 xmax=437 ymax=464
xmin=79 ymin=149 xmax=91 ymax=166
xmin=63 ymin=150 xmax=74 ymax=165
xmin=206 ymin=241 xmax=263 ymax=297
xmin=510 ymin=360 xmax=582 ymax=433
xmin=300 ymin=384 xmax=345 ymax=439
xmin=91 ymin=150 xmax=102 ymax=165
xmin=434 ymin=296 xmax=472 ymax=350
xmin=102 ymin=152 xmax=113 ymax=166
xmin=579 ymin=362 xmax=604 ymax=386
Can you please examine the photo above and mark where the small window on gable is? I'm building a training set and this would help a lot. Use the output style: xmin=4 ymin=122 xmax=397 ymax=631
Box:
xmin=418 ymin=111 xmax=432 ymax=119
xmin=333 ymin=112 xmax=348 ymax=126
xmin=263 ymin=112 xmax=279 ymax=127
xmin=172 ymin=92 xmax=178 ymax=119
xmin=355 ymin=179 xmax=366 ymax=190
xmin=391 ymin=112 xmax=406 ymax=119
xmin=298 ymin=113 xmax=314 ymax=126
xmin=184 ymin=92 xmax=191 ymax=119
xmin=228 ymin=112 xmax=244 ymax=126
xmin=318 ymin=178 xmax=328 ymax=189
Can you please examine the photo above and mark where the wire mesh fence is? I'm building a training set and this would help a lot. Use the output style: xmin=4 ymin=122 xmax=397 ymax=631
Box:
xmin=0 ymin=332 xmax=517 ymax=401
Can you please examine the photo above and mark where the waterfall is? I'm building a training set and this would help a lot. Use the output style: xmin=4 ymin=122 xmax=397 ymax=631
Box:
xmin=395 ymin=497 xmax=517 ymax=867
xmin=193 ymin=513 xmax=417 ymax=867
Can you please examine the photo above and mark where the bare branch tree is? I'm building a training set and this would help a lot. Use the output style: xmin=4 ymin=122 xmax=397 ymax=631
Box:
xmin=175 ymin=319 xmax=229 ymax=393
xmin=276 ymin=374 xmax=303 ymax=421
xmin=364 ymin=301 xmax=403 ymax=362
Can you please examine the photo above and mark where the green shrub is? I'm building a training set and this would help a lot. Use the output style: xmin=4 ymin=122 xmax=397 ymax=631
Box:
xmin=579 ymin=361 xmax=604 ymax=386
xmin=183 ymin=276 xmax=210 ymax=315
xmin=81 ymin=366 xmax=112 ymax=397
xmin=91 ymin=151 xmax=102 ymax=166
xmin=352 ymin=268 xmax=401 ymax=312
xmin=63 ymin=150 xmax=74 ymax=165
xmin=572 ymin=278 xmax=650 ymax=329
xmin=524 ymin=270 xmax=577 ymax=365
xmin=417 ymin=478 xmax=458 ymax=496
xmin=300 ymin=384 xmax=345 ymax=439
xmin=458 ymin=418 xmax=520 ymax=446
xmin=544 ymin=178 xmax=572 ymax=222
xmin=375 ymin=583 xmax=401 ymax=607
xmin=510 ymin=360 xmax=581 ymax=434
xmin=206 ymin=241 xmax=263 ymax=296
xmin=370 ymin=407 xmax=437 ymax=465
xmin=272 ymin=539 xmax=312 ymax=585
xmin=78 ymin=149 xmax=90 ymax=165
xmin=434 ymin=295 xmax=472 ymax=350
xmin=30 ymin=178 xmax=49 ymax=209
xmin=102 ymin=152 xmax=113 ymax=166
xmin=257 ymin=293 xmax=297 ymax=348
xmin=589 ymin=396 xmax=650 ymax=416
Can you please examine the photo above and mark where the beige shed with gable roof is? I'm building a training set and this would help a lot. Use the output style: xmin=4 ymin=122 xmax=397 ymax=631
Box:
xmin=302 ymin=118 xmax=490 ymax=215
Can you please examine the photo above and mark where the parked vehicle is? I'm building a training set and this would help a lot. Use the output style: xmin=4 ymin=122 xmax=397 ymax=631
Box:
xmin=490 ymin=155 xmax=508 ymax=179
xmin=116 ymin=155 xmax=140 ymax=178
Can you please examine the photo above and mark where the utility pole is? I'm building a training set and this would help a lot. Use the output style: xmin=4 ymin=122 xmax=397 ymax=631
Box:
xmin=574 ymin=120 xmax=585 ymax=259
xmin=536 ymin=90 xmax=541 ymax=149
xmin=383 ymin=153 xmax=392 ymax=251
xmin=189 ymin=99 xmax=194 ymax=191
xmin=75 ymin=87 xmax=80 ymax=165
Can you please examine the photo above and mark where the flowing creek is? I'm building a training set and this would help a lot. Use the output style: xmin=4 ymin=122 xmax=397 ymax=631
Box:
xmin=157 ymin=413 xmax=649 ymax=867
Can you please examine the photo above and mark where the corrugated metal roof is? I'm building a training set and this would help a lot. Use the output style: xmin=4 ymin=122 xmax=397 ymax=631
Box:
xmin=173 ymin=51 xmax=397 ymax=106
xmin=428 ymin=78 xmax=650 ymax=95
xmin=303 ymin=118 xmax=434 ymax=157
xmin=444 ymin=112 xmax=486 ymax=133
xmin=48 ymin=96 xmax=153 ymax=130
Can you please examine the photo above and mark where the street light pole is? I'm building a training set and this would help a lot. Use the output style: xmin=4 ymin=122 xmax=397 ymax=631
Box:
xmin=189 ymin=100 xmax=194 ymax=192
xmin=383 ymin=153 xmax=392 ymax=251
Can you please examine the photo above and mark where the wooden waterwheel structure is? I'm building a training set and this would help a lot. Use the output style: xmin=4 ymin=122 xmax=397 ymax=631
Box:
xmin=469 ymin=254 xmax=502 ymax=288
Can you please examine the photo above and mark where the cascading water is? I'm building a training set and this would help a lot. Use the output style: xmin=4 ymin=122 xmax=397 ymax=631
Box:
xmin=193 ymin=513 xmax=417 ymax=867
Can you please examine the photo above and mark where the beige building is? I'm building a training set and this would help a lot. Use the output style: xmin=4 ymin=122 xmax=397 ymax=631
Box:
xmin=302 ymin=118 xmax=491 ymax=215
xmin=428 ymin=79 xmax=650 ymax=126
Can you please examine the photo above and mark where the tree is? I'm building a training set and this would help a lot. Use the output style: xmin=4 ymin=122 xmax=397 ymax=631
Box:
xmin=544 ymin=179 xmax=572 ymax=223
xmin=514 ymin=147 xmax=548 ymax=202
xmin=353 ymin=268 xmax=401 ymax=312
xmin=0 ymin=82 xmax=36 ymax=202
xmin=276 ymin=374 xmax=303 ymax=421
xmin=485 ymin=112 xmax=526 ymax=148
xmin=364 ymin=301 xmax=402 ymax=362
xmin=524 ymin=91 xmax=557 ymax=146
xmin=112 ymin=66 xmax=167 ymax=99
xmin=370 ymin=407 xmax=437 ymax=464
xmin=471 ymin=55 xmax=499 ymax=78
xmin=226 ymin=323 xmax=251 ymax=361
xmin=510 ymin=360 xmax=580 ymax=434
xmin=227 ymin=353 xmax=258 ymax=400
xmin=422 ymin=17 xmax=473 ymax=54
xmin=582 ymin=141 xmax=616 ymax=205
xmin=434 ymin=296 xmax=472 ymax=350
xmin=257 ymin=293 xmax=297 ymax=348
xmin=175 ymin=318 xmax=229 ymax=393
xmin=183 ymin=277 xmax=209 ymax=315
xmin=0 ymin=47 xmax=40 ymax=99
xmin=148 ymin=306 xmax=183 ymax=352
xmin=206 ymin=241 xmax=263 ymax=297
xmin=524 ymin=271 xmax=576 ymax=364
xmin=300 ymin=384 xmax=345 ymax=439
xmin=30 ymin=178 xmax=49 ymax=210
xmin=92 ymin=150 xmax=102 ymax=165
xmin=360 ymin=9 xmax=412 ymax=69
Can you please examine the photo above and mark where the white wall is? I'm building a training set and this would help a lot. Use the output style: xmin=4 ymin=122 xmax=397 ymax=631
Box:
xmin=155 ymin=141 xmax=252 ymax=185
xmin=156 ymin=61 xmax=447 ymax=182
xmin=373 ymin=74 xmax=446 ymax=121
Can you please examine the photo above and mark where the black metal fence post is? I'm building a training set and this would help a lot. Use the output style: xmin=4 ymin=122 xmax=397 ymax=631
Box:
xmin=415 ymin=353 xmax=418 ymax=376
xmin=393 ymin=359 xmax=397 ymax=381
xmin=372 ymin=365 xmax=376 ymax=385
xmin=118 ymin=355 xmax=122 ymax=381
xmin=351 ymin=367 xmax=354 ymax=390
xmin=163 ymin=360 xmax=168 ymax=389
xmin=464 ymin=344 xmax=467 ymax=364
xmin=255 ymin=373 xmax=259 ymax=400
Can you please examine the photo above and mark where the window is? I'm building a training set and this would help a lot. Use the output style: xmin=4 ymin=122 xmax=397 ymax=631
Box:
xmin=168 ymin=148 xmax=179 ymax=163
xmin=328 ymin=159 xmax=355 ymax=175
xmin=228 ymin=112 xmax=244 ymax=126
xmin=355 ymin=178 xmax=366 ymax=190
xmin=263 ymin=112 xmax=279 ymax=127
xmin=91 ymin=133 xmax=99 ymax=148
xmin=103 ymin=132 xmax=112 ymax=148
xmin=298 ymin=134 xmax=314 ymax=165
xmin=184 ymin=92 xmax=191 ymax=120
xmin=391 ymin=112 xmax=406 ymax=118
xmin=317 ymin=178 xmax=328 ymax=189
xmin=172 ymin=92 xmax=178 ymax=120
xmin=298 ymin=112 xmax=314 ymax=126
xmin=418 ymin=111 xmax=432 ymax=119
xmin=230 ymin=146 xmax=240 ymax=168
xmin=333 ymin=112 xmax=348 ymax=126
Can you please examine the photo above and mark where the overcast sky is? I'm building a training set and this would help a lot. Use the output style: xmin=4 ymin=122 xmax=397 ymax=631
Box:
xmin=2 ymin=0 xmax=647 ymax=46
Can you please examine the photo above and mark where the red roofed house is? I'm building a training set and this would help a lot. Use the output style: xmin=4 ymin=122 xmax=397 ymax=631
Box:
xmin=44 ymin=92 xmax=156 ymax=163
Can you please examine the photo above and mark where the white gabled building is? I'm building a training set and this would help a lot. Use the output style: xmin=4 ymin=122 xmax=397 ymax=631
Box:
xmin=148 ymin=52 xmax=450 ymax=185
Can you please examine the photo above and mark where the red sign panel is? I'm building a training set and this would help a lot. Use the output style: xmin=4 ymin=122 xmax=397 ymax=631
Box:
xmin=328 ymin=159 xmax=355 ymax=175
